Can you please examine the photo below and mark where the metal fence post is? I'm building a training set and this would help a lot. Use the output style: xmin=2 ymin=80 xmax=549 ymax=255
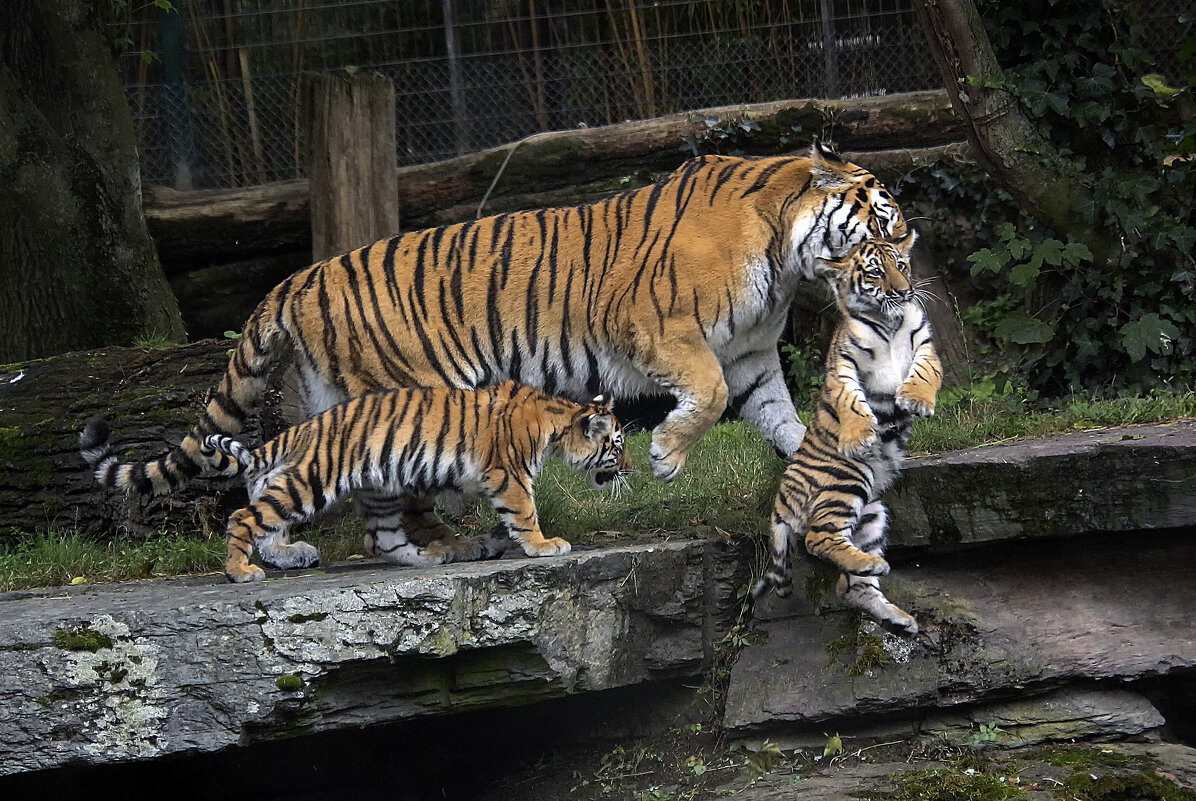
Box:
xmin=820 ymin=0 xmax=840 ymax=99
xmin=160 ymin=0 xmax=196 ymax=190
xmin=443 ymin=0 xmax=468 ymax=156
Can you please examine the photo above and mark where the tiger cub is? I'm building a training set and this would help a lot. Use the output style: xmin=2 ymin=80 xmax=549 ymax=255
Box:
xmin=752 ymin=232 xmax=940 ymax=633
xmin=81 ymin=381 xmax=629 ymax=583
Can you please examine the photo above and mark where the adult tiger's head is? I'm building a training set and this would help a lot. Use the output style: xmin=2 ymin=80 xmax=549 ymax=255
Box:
xmin=551 ymin=395 xmax=631 ymax=494
xmin=781 ymin=139 xmax=908 ymax=274
xmin=815 ymin=231 xmax=919 ymax=320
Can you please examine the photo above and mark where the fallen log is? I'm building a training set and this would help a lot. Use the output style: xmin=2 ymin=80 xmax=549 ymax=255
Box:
xmin=146 ymin=90 xmax=961 ymax=269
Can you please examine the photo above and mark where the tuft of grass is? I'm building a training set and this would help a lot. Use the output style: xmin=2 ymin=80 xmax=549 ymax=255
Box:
xmin=531 ymin=420 xmax=786 ymax=542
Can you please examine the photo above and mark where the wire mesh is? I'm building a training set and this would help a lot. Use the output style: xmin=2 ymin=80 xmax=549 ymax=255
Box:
xmin=112 ymin=0 xmax=1187 ymax=190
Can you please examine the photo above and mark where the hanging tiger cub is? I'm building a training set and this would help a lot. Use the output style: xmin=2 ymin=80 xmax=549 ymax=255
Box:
xmin=81 ymin=381 xmax=629 ymax=582
xmin=83 ymin=140 xmax=906 ymax=544
xmin=752 ymin=232 xmax=940 ymax=634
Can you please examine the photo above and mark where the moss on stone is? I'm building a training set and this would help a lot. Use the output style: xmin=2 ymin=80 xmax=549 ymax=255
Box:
xmin=862 ymin=768 xmax=1026 ymax=800
xmin=53 ymin=626 xmax=113 ymax=652
xmin=275 ymin=674 xmax=304 ymax=692
xmin=286 ymin=612 xmax=328 ymax=624
xmin=1063 ymin=770 xmax=1196 ymax=800
xmin=1024 ymin=745 xmax=1133 ymax=770
xmin=826 ymin=624 xmax=891 ymax=676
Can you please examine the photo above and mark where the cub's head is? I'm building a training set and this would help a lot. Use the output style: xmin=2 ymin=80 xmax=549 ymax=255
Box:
xmin=556 ymin=395 xmax=631 ymax=493
xmin=815 ymin=231 xmax=918 ymax=319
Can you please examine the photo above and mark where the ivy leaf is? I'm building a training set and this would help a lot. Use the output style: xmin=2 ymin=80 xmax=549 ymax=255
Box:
xmin=1141 ymin=73 xmax=1180 ymax=101
xmin=994 ymin=312 xmax=1055 ymax=345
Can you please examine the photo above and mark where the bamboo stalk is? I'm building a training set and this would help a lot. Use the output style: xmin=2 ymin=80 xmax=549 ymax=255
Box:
xmin=187 ymin=0 xmax=237 ymax=184
xmin=625 ymin=0 xmax=654 ymax=118
xmin=238 ymin=48 xmax=264 ymax=179
xmin=528 ymin=0 xmax=548 ymax=129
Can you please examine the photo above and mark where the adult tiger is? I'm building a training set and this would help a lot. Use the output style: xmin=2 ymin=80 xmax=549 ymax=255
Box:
xmin=88 ymin=141 xmax=905 ymax=540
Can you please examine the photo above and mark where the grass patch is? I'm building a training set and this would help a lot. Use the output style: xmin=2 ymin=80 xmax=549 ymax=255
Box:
xmin=908 ymin=388 xmax=1196 ymax=455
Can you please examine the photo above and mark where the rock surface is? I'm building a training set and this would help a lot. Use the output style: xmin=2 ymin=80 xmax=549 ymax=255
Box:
xmin=888 ymin=420 xmax=1196 ymax=547
xmin=727 ymin=530 xmax=1196 ymax=732
xmin=0 ymin=540 xmax=746 ymax=775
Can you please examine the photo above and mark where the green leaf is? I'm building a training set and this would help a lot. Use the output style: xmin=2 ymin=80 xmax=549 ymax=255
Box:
xmin=1062 ymin=241 xmax=1093 ymax=264
xmin=823 ymin=733 xmax=843 ymax=758
xmin=1141 ymin=73 xmax=1180 ymax=100
xmin=1121 ymin=313 xmax=1180 ymax=361
xmin=994 ymin=312 xmax=1055 ymax=345
xmin=1009 ymin=261 xmax=1040 ymax=288
xmin=967 ymin=248 xmax=1009 ymax=277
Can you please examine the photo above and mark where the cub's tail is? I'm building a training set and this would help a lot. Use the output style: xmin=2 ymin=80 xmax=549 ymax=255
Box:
xmin=78 ymin=296 xmax=291 ymax=496
xmin=79 ymin=421 xmax=258 ymax=492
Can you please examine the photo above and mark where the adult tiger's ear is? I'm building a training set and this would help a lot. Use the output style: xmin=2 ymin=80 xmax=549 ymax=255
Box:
xmin=809 ymin=136 xmax=851 ymax=189
xmin=590 ymin=393 xmax=614 ymax=413
xmin=814 ymin=254 xmax=849 ymax=281
xmin=894 ymin=228 xmax=919 ymax=258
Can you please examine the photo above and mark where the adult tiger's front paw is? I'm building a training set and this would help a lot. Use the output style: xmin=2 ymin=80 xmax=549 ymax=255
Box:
xmin=897 ymin=385 xmax=936 ymax=418
xmin=649 ymin=440 xmax=687 ymax=483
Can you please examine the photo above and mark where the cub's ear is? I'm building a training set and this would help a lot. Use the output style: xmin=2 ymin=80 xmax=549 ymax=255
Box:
xmin=584 ymin=411 xmax=615 ymax=439
xmin=809 ymin=136 xmax=843 ymax=164
xmin=894 ymin=228 xmax=919 ymax=258
xmin=590 ymin=393 xmax=614 ymax=413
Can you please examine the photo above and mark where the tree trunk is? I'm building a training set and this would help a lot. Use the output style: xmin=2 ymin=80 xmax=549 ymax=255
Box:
xmin=0 ymin=0 xmax=187 ymax=362
xmin=0 ymin=341 xmax=282 ymax=543
xmin=912 ymin=0 xmax=1113 ymax=263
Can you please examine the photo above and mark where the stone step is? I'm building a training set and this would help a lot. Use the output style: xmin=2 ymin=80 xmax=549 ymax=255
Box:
xmin=888 ymin=419 xmax=1196 ymax=548
xmin=0 ymin=540 xmax=745 ymax=776
xmin=727 ymin=530 xmax=1196 ymax=733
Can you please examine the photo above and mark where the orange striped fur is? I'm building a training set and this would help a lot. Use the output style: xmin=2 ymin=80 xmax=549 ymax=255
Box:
xmin=82 ymin=141 xmax=906 ymax=538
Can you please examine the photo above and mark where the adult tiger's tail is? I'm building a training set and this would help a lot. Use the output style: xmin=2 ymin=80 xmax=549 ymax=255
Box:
xmin=79 ymin=306 xmax=289 ymax=496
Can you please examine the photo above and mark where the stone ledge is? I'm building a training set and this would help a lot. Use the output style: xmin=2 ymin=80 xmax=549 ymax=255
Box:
xmin=888 ymin=420 xmax=1196 ymax=548
xmin=727 ymin=531 xmax=1196 ymax=732
xmin=0 ymin=540 xmax=746 ymax=775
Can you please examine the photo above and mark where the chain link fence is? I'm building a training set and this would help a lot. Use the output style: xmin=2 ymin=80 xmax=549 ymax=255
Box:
xmin=113 ymin=0 xmax=1185 ymax=190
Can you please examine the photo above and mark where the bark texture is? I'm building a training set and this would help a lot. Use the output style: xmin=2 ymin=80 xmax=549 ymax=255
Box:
xmin=0 ymin=0 xmax=186 ymax=362
xmin=912 ymin=0 xmax=1111 ymax=261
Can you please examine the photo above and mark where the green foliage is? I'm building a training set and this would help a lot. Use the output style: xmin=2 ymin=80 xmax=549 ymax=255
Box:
xmin=275 ymin=674 xmax=304 ymax=692
xmin=781 ymin=337 xmax=826 ymax=407
xmin=972 ymin=722 xmax=1004 ymax=745
xmin=861 ymin=768 xmax=1026 ymax=801
xmin=680 ymin=110 xmax=763 ymax=157
xmin=951 ymin=2 xmax=1196 ymax=394
xmin=745 ymin=740 xmax=784 ymax=782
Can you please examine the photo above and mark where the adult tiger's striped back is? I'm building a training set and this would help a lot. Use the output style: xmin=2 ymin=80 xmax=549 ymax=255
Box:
xmin=82 ymin=141 xmax=906 ymax=539
xmin=752 ymin=232 xmax=940 ymax=633
xmin=82 ymin=381 xmax=628 ymax=582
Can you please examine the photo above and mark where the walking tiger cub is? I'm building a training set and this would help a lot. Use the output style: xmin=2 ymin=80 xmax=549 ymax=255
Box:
xmin=81 ymin=381 xmax=629 ymax=582
xmin=752 ymin=232 xmax=941 ymax=634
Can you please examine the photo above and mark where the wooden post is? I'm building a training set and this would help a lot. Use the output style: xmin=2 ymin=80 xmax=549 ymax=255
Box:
xmin=304 ymin=71 xmax=400 ymax=261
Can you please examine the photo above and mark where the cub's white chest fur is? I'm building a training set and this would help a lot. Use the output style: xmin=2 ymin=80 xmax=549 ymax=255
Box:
xmin=851 ymin=307 xmax=923 ymax=397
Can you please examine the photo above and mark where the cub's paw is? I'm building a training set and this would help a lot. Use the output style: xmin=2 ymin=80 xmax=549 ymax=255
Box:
xmin=225 ymin=564 xmax=266 ymax=584
xmin=847 ymin=554 xmax=890 ymax=576
xmin=362 ymin=533 xmax=379 ymax=557
xmin=838 ymin=419 xmax=878 ymax=455
xmin=897 ymin=387 xmax=936 ymax=418
xmin=259 ymin=541 xmax=321 ymax=570
xmin=522 ymin=537 xmax=572 ymax=557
